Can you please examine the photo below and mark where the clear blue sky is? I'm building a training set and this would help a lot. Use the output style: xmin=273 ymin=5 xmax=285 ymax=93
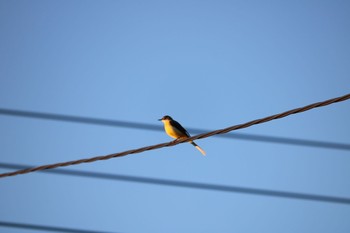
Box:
xmin=1 ymin=1 xmax=350 ymax=233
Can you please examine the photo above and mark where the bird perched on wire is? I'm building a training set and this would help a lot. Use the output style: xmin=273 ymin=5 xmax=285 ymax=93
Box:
xmin=159 ymin=115 xmax=206 ymax=155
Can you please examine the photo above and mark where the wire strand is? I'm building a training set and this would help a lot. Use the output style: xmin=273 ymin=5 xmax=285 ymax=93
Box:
xmin=0 ymin=220 xmax=118 ymax=233
xmin=1 ymin=108 xmax=349 ymax=150
xmin=0 ymin=93 xmax=349 ymax=179
xmin=1 ymin=162 xmax=349 ymax=204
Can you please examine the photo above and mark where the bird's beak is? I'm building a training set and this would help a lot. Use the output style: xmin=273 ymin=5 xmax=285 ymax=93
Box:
xmin=158 ymin=118 xmax=162 ymax=121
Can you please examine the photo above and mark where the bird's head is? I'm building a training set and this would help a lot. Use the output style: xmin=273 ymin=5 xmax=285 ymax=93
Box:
xmin=158 ymin=115 xmax=173 ymax=122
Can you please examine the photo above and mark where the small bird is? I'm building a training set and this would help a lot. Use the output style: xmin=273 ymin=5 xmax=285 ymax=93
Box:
xmin=159 ymin=115 xmax=206 ymax=155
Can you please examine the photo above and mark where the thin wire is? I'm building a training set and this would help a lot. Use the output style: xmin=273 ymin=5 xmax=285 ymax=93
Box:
xmin=0 ymin=93 xmax=349 ymax=179
xmin=1 ymin=108 xmax=349 ymax=150
xmin=1 ymin=162 xmax=349 ymax=205
xmin=0 ymin=220 xmax=118 ymax=233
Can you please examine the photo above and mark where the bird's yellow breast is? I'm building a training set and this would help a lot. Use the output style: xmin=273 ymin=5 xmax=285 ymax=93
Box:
xmin=163 ymin=121 xmax=187 ymax=139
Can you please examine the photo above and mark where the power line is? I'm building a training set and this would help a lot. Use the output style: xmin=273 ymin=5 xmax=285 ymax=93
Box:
xmin=0 ymin=107 xmax=160 ymax=130
xmin=0 ymin=93 xmax=349 ymax=179
xmin=1 ymin=162 xmax=349 ymax=205
xmin=0 ymin=108 xmax=349 ymax=151
xmin=0 ymin=220 xmax=118 ymax=233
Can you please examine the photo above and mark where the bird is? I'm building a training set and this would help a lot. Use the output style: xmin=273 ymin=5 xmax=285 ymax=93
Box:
xmin=159 ymin=115 xmax=206 ymax=155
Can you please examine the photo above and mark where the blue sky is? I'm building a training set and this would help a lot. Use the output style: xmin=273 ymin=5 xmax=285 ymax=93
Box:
xmin=0 ymin=0 xmax=350 ymax=233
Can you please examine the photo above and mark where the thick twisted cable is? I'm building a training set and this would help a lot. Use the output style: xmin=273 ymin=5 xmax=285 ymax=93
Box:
xmin=0 ymin=93 xmax=349 ymax=178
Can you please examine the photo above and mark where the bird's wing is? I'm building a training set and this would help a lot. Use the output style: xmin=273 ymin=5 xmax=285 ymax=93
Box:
xmin=170 ymin=120 xmax=191 ymax=137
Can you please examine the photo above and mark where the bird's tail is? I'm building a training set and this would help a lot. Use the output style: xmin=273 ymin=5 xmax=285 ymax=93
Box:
xmin=190 ymin=141 xmax=206 ymax=156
